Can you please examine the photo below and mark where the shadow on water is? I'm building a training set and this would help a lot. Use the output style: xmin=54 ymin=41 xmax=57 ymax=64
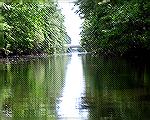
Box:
xmin=81 ymin=54 xmax=150 ymax=120
xmin=0 ymin=53 xmax=150 ymax=120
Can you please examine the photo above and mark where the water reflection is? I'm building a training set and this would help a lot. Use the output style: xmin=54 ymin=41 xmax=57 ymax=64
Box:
xmin=0 ymin=54 xmax=150 ymax=120
xmin=0 ymin=56 xmax=68 ymax=120
xmin=57 ymin=53 xmax=88 ymax=119
xmin=82 ymin=55 xmax=150 ymax=120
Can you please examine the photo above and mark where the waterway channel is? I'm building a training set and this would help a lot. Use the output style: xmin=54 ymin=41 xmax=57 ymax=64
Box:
xmin=0 ymin=53 xmax=150 ymax=120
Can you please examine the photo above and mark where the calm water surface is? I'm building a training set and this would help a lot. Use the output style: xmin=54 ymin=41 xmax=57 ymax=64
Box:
xmin=0 ymin=53 xmax=150 ymax=120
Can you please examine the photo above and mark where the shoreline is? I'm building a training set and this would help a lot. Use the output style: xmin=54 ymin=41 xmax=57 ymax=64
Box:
xmin=0 ymin=54 xmax=49 ymax=64
xmin=0 ymin=51 xmax=150 ymax=64
xmin=0 ymin=53 xmax=72 ymax=64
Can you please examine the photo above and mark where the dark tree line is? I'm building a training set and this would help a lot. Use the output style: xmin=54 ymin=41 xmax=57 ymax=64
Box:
xmin=75 ymin=0 xmax=150 ymax=56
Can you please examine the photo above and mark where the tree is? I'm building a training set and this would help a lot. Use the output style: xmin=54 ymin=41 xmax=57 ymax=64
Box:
xmin=0 ymin=0 xmax=67 ymax=56
xmin=75 ymin=0 xmax=150 ymax=56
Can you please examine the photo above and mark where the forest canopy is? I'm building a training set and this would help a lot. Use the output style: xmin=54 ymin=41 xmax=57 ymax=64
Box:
xmin=75 ymin=0 xmax=150 ymax=56
xmin=0 ymin=0 xmax=67 ymax=56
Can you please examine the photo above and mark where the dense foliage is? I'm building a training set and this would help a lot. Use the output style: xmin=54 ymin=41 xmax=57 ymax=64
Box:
xmin=75 ymin=0 xmax=150 ymax=56
xmin=0 ymin=0 xmax=66 ymax=56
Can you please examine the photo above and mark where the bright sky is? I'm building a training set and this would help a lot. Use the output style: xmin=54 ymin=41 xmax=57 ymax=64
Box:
xmin=58 ymin=0 xmax=83 ymax=45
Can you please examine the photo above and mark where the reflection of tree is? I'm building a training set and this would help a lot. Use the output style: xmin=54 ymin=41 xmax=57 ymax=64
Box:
xmin=0 ymin=63 xmax=12 ymax=119
xmin=82 ymin=55 xmax=150 ymax=120
xmin=129 ymin=59 xmax=150 ymax=88
xmin=0 ymin=56 xmax=68 ymax=119
xmin=42 ymin=56 xmax=68 ymax=118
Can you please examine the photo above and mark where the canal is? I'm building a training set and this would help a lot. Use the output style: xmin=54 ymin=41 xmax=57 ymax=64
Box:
xmin=0 ymin=53 xmax=150 ymax=120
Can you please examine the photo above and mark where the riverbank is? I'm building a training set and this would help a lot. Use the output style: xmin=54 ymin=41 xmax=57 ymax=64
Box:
xmin=0 ymin=49 xmax=150 ymax=64
xmin=0 ymin=53 xmax=49 ymax=64
xmin=87 ymin=50 xmax=150 ymax=66
xmin=91 ymin=48 xmax=150 ymax=58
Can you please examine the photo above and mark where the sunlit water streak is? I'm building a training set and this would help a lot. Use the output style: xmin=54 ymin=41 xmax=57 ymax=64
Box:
xmin=57 ymin=53 xmax=88 ymax=119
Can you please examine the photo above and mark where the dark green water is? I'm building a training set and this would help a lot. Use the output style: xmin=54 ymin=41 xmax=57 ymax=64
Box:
xmin=0 ymin=54 xmax=150 ymax=120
